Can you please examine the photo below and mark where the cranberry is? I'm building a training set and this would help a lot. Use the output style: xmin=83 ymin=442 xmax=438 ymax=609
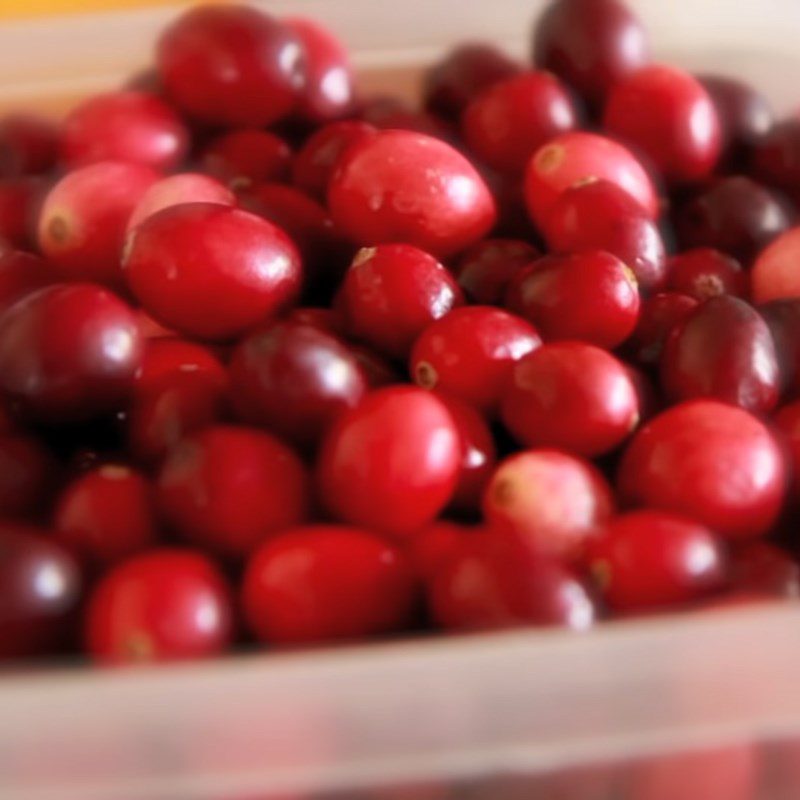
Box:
xmin=201 ymin=129 xmax=292 ymax=190
xmin=453 ymin=239 xmax=540 ymax=305
xmin=483 ymin=449 xmax=613 ymax=561
xmin=158 ymin=425 xmax=308 ymax=560
xmin=462 ymin=71 xmax=579 ymax=174
xmin=359 ymin=96 xmax=453 ymax=140
xmin=335 ymin=244 xmax=464 ymax=360
xmin=135 ymin=337 xmax=227 ymax=395
xmin=60 ymin=90 xmax=189 ymax=171
xmin=0 ymin=115 xmax=58 ymax=177
xmin=618 ymin=399 xmax=786 ymax=539
xmin=38 ymin=161 xmax=158 ymax=287
xmin=229 ymin=321 xmax=367 ymax=449
xmin=423 ymin=43 xmax=521 ymax=121
xmin=729 ymin=541 xmax=800 ymax=598
xmin=0 ymin=283 xmax=142 ymax=421
xmin=123 ymin=203 xmax=302 ymax=341
xmin=157 ymin=5 xmax=304 ymax=127
xmin=675 ymin=176 xmax=793 ymax=265
xmin=428 ymin=532 xmax=597 ymax=632
xmin=135 ymin=308 xmax=175 ymax=340
xmin=286 ymin=17 xmax=356 ymax=122
xmin=752 ymin=227 xmax=800 ymax=304
xmin=85 ymin=549 xmax=234 ymax=664
xmin=291 ymin=120 xmax=376 ymax=202
xmin=501 ymin=343 xmax=640 ymax=457
xmin=52 ymin=464 xmax=158 ymax=569
xmin=509 ymin=251 xmax=640 ymax=348
xmin=753 ymin=119 xmax=800 ymax=200
xmin=626 ymin=291 xmax=699 ymax=365
xmin=0 ymin=176 xmax=46 ymax=250
xmin=667 ymin=248 xmax=748 ymax=301
xmin=0 ymin=250 xmax=55 ymax=317
xmin=0 ymin=434 xmax=54 ymax=519
xmin=284 ymin=306 xmax=344 ymax=336
xmin=243 ymin=525 xmax=417 ymax=645
xmin=409 ymin=521 xmax=472 ymax=580
xmin=317 ymin=387 xmax=460 ymax=536
xmin=328 ymin=130 xmax=496 ymax=258
xmin=532 ymin=0 xmax=650 ymax=108
xmin=760 ymin=298 xmax=800 ymax=394
xmin=0 ymin=527 xmax=82 ymax=659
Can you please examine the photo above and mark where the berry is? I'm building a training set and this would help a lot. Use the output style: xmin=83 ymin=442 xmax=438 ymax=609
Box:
xmin=728 ymin=541 xmax=800 ymax=598
xmin=0 ymin=115 xmax=58 ymax=177
xmin=753 ymin=119 xmax=800 ymax=200
xmin=409 ymin=521 xmax=472 ymax=580
xmin=0 ymin=434 xmax=54 ymax=519
xmin=135 ymin=337 xmax=227 ymax=395
xmin=201 ymin=129 xmax=292 ymax=190
xmin=453 ymin=239 xmax=540 ymax=305
xmin=752 ymin=226 xmax=800 ymax=304
xmin=626 ymin=291 xmax=699 ymax=366
xmin=667 ymin=248 xmax=748 ymax=301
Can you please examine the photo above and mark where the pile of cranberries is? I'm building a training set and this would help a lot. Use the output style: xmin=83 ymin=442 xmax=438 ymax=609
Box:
xmin=2 ymin=0 xmax=800 ymax=667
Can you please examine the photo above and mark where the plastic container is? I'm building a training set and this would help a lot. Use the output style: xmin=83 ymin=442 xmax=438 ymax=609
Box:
xmin=2 ymin=2 xmax=800 ymax=798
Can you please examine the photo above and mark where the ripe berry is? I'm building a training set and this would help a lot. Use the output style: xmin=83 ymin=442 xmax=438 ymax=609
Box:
xmin=409 ymin=521 xmax=473 ymax=580
xmin=667 ymin=248 xmax=748 ymax=301
xmin=201 ymin=129 xmax=292 ymax=190
xmin=753 ymin=119 xmax=800 ymax=200
xmin=136 ymin=337 xmax=226 ymax=395
xmin=752 ymin=227 xmax=800 ymax=304
xmin=760 ymin=298 xmax=800 ymax=395
xmin=626 ymin=291 xmax=699 ymax=366
xmin=453 ymin=239 xmax=540 ymax=305
xmin=0 ymin=250 xmax=55 ymax=317
xmin=0 ymin=115 xmax=58 ymax=177
xmin=0 ymin=434 xmax=55 ymax=519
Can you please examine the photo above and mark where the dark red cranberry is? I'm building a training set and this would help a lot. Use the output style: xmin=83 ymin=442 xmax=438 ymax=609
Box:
xmin=157 ymin=425 xmax=309 ymax=560
xmin=123 ymin=203 xmax=302 ymax=341
xmin=0 ymin=526 xmax=82 ymax=659
xmin=328 ymin=130 xmax=496 ymax=258
xmin=617 ymin=400 xmax=786 ymax=539
xmin=85 ymin=549 xmax=234 ymax=664
xmin=509 ymin=250 xmax=640 ymax=348
xmin=335 ymin=244 xmax=464 ymax=360
xmin=0 ymin=115 xmax=58 ymax=177
xmin=0 ymin=250 xmax=55 ymax=317
xmin=462 ymin=71 xmax=579 ymax=174
xmin=136 ymin=337 xmax=227 ymax=396
xmin=359 ymin=96 xmax=453 ymax=140
xmin=453 ymin=239 xmax=540 ymax=305
xmin=0 ymin=434 xmax=54 ymax=519
xmin=410 ymin=306 xmax=541 ymax=416
xmin=729 ymin=541 xmax=800 ymax=598
xmin=243 ymin=525 xmax=417 ymax=645
xmin=667 ymin=248 xmax=748 ymax=301
xmin=585 ymin=510 xmax=727 ymax=611
xmin=284 ymin=306 xmax=344 ymax=336
xmin=229 ymin=321 xmax=367 ymax=449
xmin=201 ymin=129 xmax=292 ymax=190
xmin=423 ymin=43 xmax=521 ymax=121
xmin=753 ymin=119 xmax=800 ymax=200
xmin=409 ymin=521 xmax=473 ymax=581
xmin=532 ymin=0 xmax=650 ymax=108
xmin=317 ymin=387 xmax=461 ymax=536
xmin=156 ymin=5 xmax=305 ymax=127
xmin=501 ymin=342 xmax=640 ymax=457
xmin=626 ymin=291 xmax=699 ymax=365
xmin=0 ymin=283 xmax=143 ymax=422
xmin=752 ymin=228 xmax=800 ymax=304
xmin=675 ymin=176 xmax=794 ymax=265
xmin=0 ymin=177 xmax=46 ymax=250
xmin=483 ymin=449 xmax=613 ymax=561
xmin=760 ymin=298 xmax=800 ymax=395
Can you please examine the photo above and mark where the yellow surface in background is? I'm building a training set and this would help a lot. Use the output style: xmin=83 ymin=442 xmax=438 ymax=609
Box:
xmin=0 ymin=0 xmax=202 ymax=19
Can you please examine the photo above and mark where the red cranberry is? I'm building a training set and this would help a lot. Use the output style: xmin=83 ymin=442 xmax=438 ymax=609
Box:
xmin=410 ymin=306 xmax=540 ymax=416
xmin=229 ymin=321 xmax=367 ymax=449
xmin=509 ymin=251 xmax=640 ymax=348
xmin=729 ymin=541 xmax=800 ymax=598
xmin=0 ymin=115 xmax=58 ymax=177
xmin=286 ymin=17 xmax=356 ymax=122
xmin=626 ymin=291 xmax=699 ymax=365
xmin=291 ymin=120 xmax=376 ymax=202
xmin=409 ymin=521 xmax=473 ymax=580
xmin=136 ymin=337 xmax=227 ymax=395
xmin=667 ymin=248 xmax=748 ymax=301
xmin=85 ymin=549 xmax=234 ymax=664
xmin=462 ymin=71 xmax=579 ymax=174
xmin=532 ymin=0 xmax=650 ymax=108
xmin=60 ymin=90 xmax=189 ymax=171
xmin=423 ymin=43 xmax=521 ymax=121
xmin=0 ymin=250 xmax=55 ymax=317
xmin=158 ymin=425 xmax=309 ymax=560
xmin=453 ymin=239 xmax=540 ymax=305
xmin=0 ymin=283 xmax=142 ymax=421
xmin=243 ymin=525 xmax=417 ymax=645
xmin=675 ymin=176 xmax=794 ymax=265
xmin=201 ymin=129 xmax=292 ymax=190
xmin=284 ymin=306 xmax=344 ymax=336
xmin=617 ymin=399 xmax=786 ymax=539
xmin=38 ymin=162 xmax=158 ymax=287
xmin=483 ymin=449 xmax=613 ymax=561
xmin=760 ymin=298 xmax=800 ymax=395
xmin=157 ymin=5 xmax=304 ymax=127
xmin=752 ymin=227 xmax=800 ymax=304
xmin=53 ymin=464 xmax=158 ymax=569
xmin=0 ymin=434 xmax=54 ymax=519
xmin=335 ymin=244 xmax=464 ymax=360
xmin=501 ymin=342 xmax=640 ymax=457
xmin=0 ymin=527 xmax=82 ymax=659
xmin=123 ymin=203 xmax=302 ymax=341
xmin=135 ymin=308 xmax=175 ymax=340
xmin=585 ymin=510 xmax=727 ymax=611
xmin=328 ymin=130 xmax=496 ymax=258
xmin=753 ymin=119 xmax=800 ymax=200
xmin=0 ymin=177 xmax=46 ymax=250
xmin=317 ymin=387 xmax=461 ymax=536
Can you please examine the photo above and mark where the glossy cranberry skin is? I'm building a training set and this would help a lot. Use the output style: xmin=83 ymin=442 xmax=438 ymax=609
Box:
xmin=158 ymin=425 xmax=309 ymax=560
xmin=0 ymin=115 xmax=58 ymax=177
xmin=667 ymin=248 xmax=748 ymax=301
xmin=85 ymin=549 xmax=234 ymax=664
xmin=0 ymin=250 xmax=55 ymax=317
xmin=752 ymin=227 xmax=800 ymax=304
xmin=230 ymin=321 xmax=367 ymax=449
xmin=0 ymin=177 xmax=46 ymax=250
xmin=38 ymin=162 xmax=158 ymax=286
xmin=753 ymin=119 xmax=800 ymax=199
xmin=328 ymin=130 xmax=496 ymax=258
xmin=501 ymin=343 xmax=640 ymax=457
xmin=661 ymin=295 xmax=780 ymax=413
xmin=618 ymin=400 xmax=786 ymax=539
xmin=336 ymin=244 xmax=464 ymax=360
xmin=462 ymin=71 xmax=579 ymax=174
xmin=0 ymin=283 xmax=142 ymax=422
xmin=453 ymin=239 xmax=540 ymax=305
xmin=60 ymin=90 xmax=189 ymax=171
xmin=675 ymin=176 xmax=793 ymax=265
xmin=0 ymin=434 xmax=54 ymax=519
xmin=729 ymin=541 xmax=800 ymax=598
xmin=484 ymin=449 xmax=614 ymax=561
xmin=124 ymin=203 xmax=302 ymax=342
xmin=317 ymin=387 xmax=461 ymax=536
xmin=510 ymin=251 xmax=640 ymax=348
xmin=243 ymin=525 xmax=416 ymax=645
xmin=626 ymin=291 xmax=699 ymax=366
xmin=157 ymin=5 xmax=304 ymax=127
xmin=0 ymin=527 xmax=82 ymax=659
xmin=136 ymin=337 xmax=227 ymax=395
xmin=201 ymin=129 xmax=292 ymax=190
